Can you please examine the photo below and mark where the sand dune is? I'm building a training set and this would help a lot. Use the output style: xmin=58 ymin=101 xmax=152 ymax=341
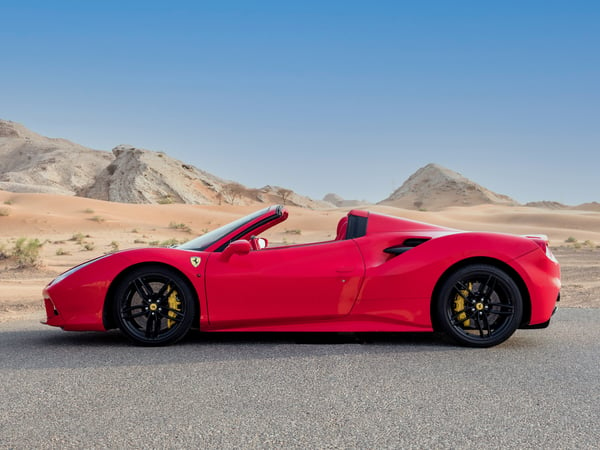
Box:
xmin=1 ymin=191 xmax=599 ymax=321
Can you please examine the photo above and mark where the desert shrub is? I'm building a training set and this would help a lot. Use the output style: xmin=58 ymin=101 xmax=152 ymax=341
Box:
xmin=55 ymin=248 xmax=70 ymax=256
xmin=12 ymin=238 xmax=43 ymax=268
xmin=70 ymin=233 xmax=86 ymax=244
xmin=285 ymin=229 xmax=302 ymax=235
xmin=149 ymin=240 xmax=160 ymax=246
xmin=158 ymin=195 xmax=174 ymax=205
xmin=110 ymin=241 xmax=120 ymax=252
xmin=131 ymin=228 xmax=139 ymax=233
xmin=4 ymin=199 xmax=13 ymax=205
xmin=169 ymin=222 xmax=192 ymax=233
xmin=0 ymin=207 xmax=10 ymax=217
xmin=133 ymin=239 xmax=147 ymax=244
xmin=583 ymin=240 xmax=595 ymax=248
xmin=565 ymin=236 xmax=577 ymax=243
xmin=160 ymin=238 xmax=180 ymax=247
xmin=82 ymin=242 xmax=95 ymax=251
xmin=83 ymin=208 xmax=94 ymax=214
xmin=91 ymin=216 xmax=105 ymax=223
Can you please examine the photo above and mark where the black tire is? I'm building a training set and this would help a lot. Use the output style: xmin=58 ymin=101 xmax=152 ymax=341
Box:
xmin=113 ymin=265 xmax=195 ymax=346
xmin=434 ymin=264 xmax=523 ymax=348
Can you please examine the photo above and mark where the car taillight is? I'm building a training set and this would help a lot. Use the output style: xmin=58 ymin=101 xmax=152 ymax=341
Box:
xmin=526 ymin=235 xmax=557 ymax=262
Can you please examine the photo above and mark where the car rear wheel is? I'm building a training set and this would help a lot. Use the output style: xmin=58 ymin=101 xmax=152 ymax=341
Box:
xmin=113 ymin=266 xmax=195 ymax=346
xmin=434 ymin=264 xmax=523 ymax=348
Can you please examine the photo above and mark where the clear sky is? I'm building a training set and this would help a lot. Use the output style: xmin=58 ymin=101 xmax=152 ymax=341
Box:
xmin=1 ymin=0 xmax=599 ymax=205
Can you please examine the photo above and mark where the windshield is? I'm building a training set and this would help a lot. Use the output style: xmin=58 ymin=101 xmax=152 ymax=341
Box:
xmin=177 ymin=207 xmax=272 ymax=251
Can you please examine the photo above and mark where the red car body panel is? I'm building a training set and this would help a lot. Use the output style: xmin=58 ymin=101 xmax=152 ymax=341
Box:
xmin=42 ymin=206 xmax=560 ymax=335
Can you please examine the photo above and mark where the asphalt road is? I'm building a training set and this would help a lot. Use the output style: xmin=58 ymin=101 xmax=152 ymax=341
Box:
xmin=1 ymin=308 xmax=598 ymax=449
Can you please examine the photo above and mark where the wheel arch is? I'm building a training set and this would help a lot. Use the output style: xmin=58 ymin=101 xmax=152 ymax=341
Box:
xmin=429 ymin=256 xmax=531 ymax=331
xmin=102 ymin=262 xmax=200 ymax=330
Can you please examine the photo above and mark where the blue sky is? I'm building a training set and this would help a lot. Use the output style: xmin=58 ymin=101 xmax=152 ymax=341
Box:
xmin=1 ymin=0 xmax=599 ymax=205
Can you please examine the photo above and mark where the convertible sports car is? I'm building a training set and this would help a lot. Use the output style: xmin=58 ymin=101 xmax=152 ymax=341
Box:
xmin=43 ymin=205 xmax=560 ymax=347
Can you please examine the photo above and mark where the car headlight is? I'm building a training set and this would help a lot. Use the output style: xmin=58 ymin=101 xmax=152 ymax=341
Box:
xmin=48 ymin=254 xmax=110 ymax=286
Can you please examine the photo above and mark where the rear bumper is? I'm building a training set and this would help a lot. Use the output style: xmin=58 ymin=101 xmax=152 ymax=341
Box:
xmin=513 ymin=248 xmax=561 ymax=326
xmin=520 ymin=297 xmax=559 ymax=329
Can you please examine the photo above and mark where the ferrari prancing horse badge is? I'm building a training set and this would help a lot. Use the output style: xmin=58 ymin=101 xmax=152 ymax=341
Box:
xmin=190 ymin=256 xmax=201 ymax=268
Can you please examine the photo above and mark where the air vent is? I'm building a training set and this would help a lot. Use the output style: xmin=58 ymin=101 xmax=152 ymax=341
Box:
xmin=403 ymin=238 xmax=430 ymax=247
xmin=384 ymin=238 xmax=430 ymax=255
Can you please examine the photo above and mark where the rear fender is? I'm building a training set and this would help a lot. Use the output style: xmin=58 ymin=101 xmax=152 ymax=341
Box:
xmin=353 ymin=232 xmax=539 ymax=329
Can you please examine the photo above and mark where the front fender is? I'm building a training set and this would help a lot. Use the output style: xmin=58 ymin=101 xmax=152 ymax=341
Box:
xmin=43 ymin=248 xmax=208 ymax=331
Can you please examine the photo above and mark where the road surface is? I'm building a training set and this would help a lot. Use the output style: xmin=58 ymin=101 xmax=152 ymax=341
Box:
xmin=1 ymin=308 xmax=598 ymax=449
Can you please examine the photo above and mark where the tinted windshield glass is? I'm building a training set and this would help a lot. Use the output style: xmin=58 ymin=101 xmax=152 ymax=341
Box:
xmin=177 ymin=207 xmax=272 ymax=251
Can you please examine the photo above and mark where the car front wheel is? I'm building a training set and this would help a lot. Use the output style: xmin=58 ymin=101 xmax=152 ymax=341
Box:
xmin=113 ymin=265 xmax=195 ymax=346
xmin=434 ymin=264 xmax=523 ymax=347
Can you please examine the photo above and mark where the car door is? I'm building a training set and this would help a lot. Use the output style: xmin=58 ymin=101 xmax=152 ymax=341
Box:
xmin=204 ymin=239 xmax=365 ymax=327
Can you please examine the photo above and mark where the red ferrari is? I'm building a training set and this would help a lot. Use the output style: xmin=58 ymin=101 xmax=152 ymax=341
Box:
xmin=43 ymin=205 xmax=560 ymax=347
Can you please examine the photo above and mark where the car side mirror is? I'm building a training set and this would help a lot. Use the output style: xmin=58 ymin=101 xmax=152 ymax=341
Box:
xmin=220 ymin=240 xmax=251 ymax=262
xmin=250 ymin=236 xmax=268 ymax=250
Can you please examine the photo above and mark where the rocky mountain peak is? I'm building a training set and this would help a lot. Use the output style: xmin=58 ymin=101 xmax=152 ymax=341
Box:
xmin=380 ymin=163 xmax=516 ymax=210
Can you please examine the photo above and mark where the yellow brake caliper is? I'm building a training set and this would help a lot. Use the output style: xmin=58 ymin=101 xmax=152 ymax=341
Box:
xmin=453 ymin=282 xmax=472 ymax=327
xmin=167 ymin=288 xmax=181 ymax=329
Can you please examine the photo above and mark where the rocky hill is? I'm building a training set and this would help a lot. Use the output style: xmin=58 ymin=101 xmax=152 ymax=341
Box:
xmin=83 ymin=144 xmax=228 ymax=204
xmin=0 ymin=119 xmax=327 ymax=207
xmin=380 ymin=163 xmax=517 ymax=210
xmin=322 ymin=193 xmax=364 ymax=208
xmin=0 ymin=120 xmax=113 ymax=195
xmin=525 ymin=201 xmax=568 ymax=209
xmin=2 ymin=120 xmax=595 ymax=211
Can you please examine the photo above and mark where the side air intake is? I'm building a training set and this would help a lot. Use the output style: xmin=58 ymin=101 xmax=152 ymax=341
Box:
xmin=384 ymin=238 xmax=430 ymax=255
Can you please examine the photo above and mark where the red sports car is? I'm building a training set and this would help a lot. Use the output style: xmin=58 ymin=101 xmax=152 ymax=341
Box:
xmin=43 ymin=205 xmax=560 ymax=347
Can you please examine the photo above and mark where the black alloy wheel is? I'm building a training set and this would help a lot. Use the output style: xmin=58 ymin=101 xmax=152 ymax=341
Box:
xmin=113 ymin=265 xmax=195 ymax=346
xmin=435 ymin=264 xmax=523 ymax=348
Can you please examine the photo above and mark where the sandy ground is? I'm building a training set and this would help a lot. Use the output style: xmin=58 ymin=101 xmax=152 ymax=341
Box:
xmin=1 ymin=191 xmax=599 ymax=323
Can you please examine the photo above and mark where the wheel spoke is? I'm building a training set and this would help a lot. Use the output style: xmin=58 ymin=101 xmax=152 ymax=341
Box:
xmin=133 ymin=278 xmax=154 ymax=301
xmin=122 ymin=304 xmax=144 ymax=313
xmin=455 ymin=281 xmax=474 ymax=298
xmin=145 ymin=315 xmax=154 ymax=337
xmin=156 ymin=282 xmax=173 ymax=301
xmin=161 ymin=308 xmax=184 ymax=323
xmin=451 ymin=309 xmax=471 ymax=324
xmin=488 ymin=303 xmax=514 ymax=316
xmin=145 ymin=313 xmax=162 ymax=338
xmin=475 ymin=315 xmax=485 ymax=337
xmin=482 ymin=313 xmax=492 ymax=336
xmin=488 ymin=302 xmax=514 ymax=311
xmin=479 ymin=275 xmax=497 ymax=298
xmin=452 ymin=286 xmax=468 ymax=301
xmin=128 ymin=310 xmax=148 ymax=320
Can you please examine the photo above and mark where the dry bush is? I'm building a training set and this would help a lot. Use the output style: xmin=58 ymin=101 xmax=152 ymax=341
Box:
xmin=12 ymin=237 xmax=43 ymax=268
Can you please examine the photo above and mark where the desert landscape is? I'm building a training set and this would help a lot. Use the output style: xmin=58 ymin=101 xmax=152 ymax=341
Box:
xmin=1 ymin=119 xmax=599 ymax=323
xmin=1 ymin=191 xmax=599 ymax=323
